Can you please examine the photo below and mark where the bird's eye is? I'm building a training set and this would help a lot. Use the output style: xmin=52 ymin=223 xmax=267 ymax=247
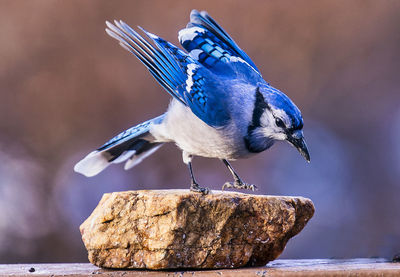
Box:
xmin=275 ymin=118 xmax=285 ymax=128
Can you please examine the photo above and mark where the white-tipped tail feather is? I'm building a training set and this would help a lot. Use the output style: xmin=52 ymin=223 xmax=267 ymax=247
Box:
xmin=74 ymin=115 xmax=165 ymax=177
xmin=112 ymin=150 xmax=137 ymax=164
xmin=124 ymin=144 xmax=163 ymax=170
xmin=75 ymin=143 xmax=163 ymax=177
xmin=74 ymin=151 xmax=109 ymax=177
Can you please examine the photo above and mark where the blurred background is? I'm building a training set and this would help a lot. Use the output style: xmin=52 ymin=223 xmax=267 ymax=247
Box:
xmin=0 ymin=0 xmax=399 ymax=263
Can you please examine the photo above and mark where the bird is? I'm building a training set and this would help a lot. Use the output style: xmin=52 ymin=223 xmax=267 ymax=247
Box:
xmin=74 ymin=10 xmax=310 ymax=194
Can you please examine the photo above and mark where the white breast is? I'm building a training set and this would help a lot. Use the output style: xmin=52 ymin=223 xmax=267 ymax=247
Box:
xmin=150 ymin=100 xmax=246 ymax=160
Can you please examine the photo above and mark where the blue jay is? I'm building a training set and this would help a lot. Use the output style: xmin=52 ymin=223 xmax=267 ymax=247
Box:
xmin=74 ymin=10 xmax=310 ymax=194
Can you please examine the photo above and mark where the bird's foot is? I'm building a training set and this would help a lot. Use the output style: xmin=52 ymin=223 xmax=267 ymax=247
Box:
xmin=190 ymin=182 xmax=210 ymax=195
xmin=222 ymin=179 xmax=257 ymax=191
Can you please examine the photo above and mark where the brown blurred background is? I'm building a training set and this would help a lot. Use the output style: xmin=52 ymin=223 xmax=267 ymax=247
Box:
xmin=0 ymin=0 xmax=399 ymax=263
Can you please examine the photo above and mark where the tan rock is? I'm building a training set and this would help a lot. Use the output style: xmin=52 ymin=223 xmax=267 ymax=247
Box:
xmin=80 ymin=190 xmax=314 ymax=269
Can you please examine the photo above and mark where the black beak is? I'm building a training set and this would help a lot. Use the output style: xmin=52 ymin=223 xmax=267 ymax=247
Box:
xmin=287 ymin=132 xmax=310 ymax=163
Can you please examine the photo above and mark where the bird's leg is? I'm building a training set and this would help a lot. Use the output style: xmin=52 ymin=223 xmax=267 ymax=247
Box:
xmin=184 ymin=153 xmax=209 ymax=194
xmin=221 ymin=159 xmax=257 ymax=191
xmin=188 ymin=162 xmax=210 ymax=194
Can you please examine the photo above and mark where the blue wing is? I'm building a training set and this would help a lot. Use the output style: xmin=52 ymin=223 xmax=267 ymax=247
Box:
xmin=105 ymin=21 xmax=229 ymax=127
xmin=179 ymin=10 xmax=262 ymax=80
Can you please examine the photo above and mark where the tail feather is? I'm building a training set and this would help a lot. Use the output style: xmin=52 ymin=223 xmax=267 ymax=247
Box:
xmin=74 ymin=150 xmax=109 ymax=177
xmin=74 ymin=115 xmax=164 ymax=177
xmin=124 ymin=144 xmax=163 ymax=170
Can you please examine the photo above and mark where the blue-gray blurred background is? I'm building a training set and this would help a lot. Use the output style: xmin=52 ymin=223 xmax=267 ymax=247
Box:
xmin=1 ymin=0 xmax=399 ymax=263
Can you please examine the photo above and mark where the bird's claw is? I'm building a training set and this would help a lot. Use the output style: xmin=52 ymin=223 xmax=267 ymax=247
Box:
xmin=190 ymin=182 xmax=210 ymax=195
xmin=222 ymin=180 xmax=257 ymax=191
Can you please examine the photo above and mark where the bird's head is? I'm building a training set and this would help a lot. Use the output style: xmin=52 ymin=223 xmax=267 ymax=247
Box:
xmin=245 ymin=85 xmax=310 ymax=162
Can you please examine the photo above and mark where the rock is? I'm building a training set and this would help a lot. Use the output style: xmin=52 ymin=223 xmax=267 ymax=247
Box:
xmin=80 ymin=190 xmax=314 ymax=269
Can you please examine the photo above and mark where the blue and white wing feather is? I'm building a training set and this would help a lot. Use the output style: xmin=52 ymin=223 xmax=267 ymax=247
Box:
xmin=105 ymin=21 xmax=230 ymax=127
xmin=179 ymin=10 xmax=262 ymax=82
xmin=106 ymin=21 xmax=187 ymax=105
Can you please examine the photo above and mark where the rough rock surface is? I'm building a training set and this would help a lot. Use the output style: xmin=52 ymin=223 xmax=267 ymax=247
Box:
xmin=80 ymin=190 xmax=314 ymax=269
